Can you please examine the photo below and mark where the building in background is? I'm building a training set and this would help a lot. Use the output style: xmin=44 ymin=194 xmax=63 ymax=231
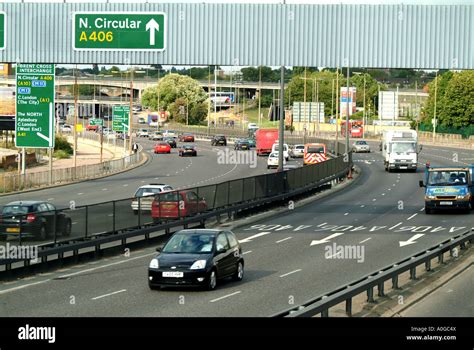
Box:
xmin=0 ymin=63 xmax=12 ymax=78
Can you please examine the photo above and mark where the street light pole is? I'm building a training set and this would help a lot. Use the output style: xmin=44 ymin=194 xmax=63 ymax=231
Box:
xmin=128 ymin=68 xmax=134 ymax=155
xmin=73 ymin=65 xmax=78 ymax=178
xmin=335 ymin=68 xmax=339 ymax=154
xmin=433 ymin=71 xmax=438 ymax=142
xmin=345 ymin=65 xmax=350 ymax=155
xmin=316 ymin=80 xmax=320 ymax=136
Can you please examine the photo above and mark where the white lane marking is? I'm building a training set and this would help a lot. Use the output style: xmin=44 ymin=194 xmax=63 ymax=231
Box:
xmin=0 ymin=280 xmax=51 ymax=295
xmin=310 ymin=232 xmax=345 ymax=246
xmin=102 ymin=188 xmax=108 ymax=191
xmin=58 ymin=252 xmax=156 ymax=279
xmin=420 ymin=207 xmax=425 ymax=212
xmin=327 ymin=252 xmax=343 ymax=259
xmin=381 ymin=193 xmax=385 ymax=196
xmin=209 ymin=291 xmax=242 ymax=303
xmin=372 ymin=199 xmax=377 ymax=202
xmin=407 ymin=213 xmax=418 ymax=221
xmin=392 ymin=184 xmax=396 ymax=187
xmin=279 ymin=269 xmax=302 ymax=278
xmin=47 ymin=198 xmax=54 ymax=201
xmin=239 ymin=231 xmax=271 ymax=243
xmin=242 ymin=251 xmax=252 ymax=255
xmin=77 ymin=193 xmax=84 ymax=195
xmin=123 ymin=184 xmax=128 ymax=187
xmin=360 ymin=205 xmax=365 ymax=208
xmin=344 ymin=213 xmax=349 ymax=216
xmin=72 ymin=222 xmax=77 ymax=225
xmin=359 ymin=237 xmax=372 ymax=244
xmin=108 ymin=214 xmax=114 ymax=217
xmin=92 ymin=289 xmax=127 ymax=300
xmin=276 ymin=237 xmax=292 ymax=243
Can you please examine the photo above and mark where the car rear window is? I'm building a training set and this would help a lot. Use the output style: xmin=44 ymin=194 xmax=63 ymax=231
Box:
xmin=135 ymin=188 xmax=163 ymax=197
xmin=158 ymin=192 xmax=184 ymax=201
xmin=2 ymin=205 xmax=32 ymax=215
xmin=295 ymin=145 xmax=305 ymax=150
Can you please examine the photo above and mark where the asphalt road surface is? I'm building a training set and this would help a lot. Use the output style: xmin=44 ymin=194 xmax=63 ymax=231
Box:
xmin=0 ymin=141 xmax=472 ymax=316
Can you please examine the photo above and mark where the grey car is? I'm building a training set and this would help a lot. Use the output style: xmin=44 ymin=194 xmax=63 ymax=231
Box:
xmin=352 ymin=140 xmax=371 ymax=153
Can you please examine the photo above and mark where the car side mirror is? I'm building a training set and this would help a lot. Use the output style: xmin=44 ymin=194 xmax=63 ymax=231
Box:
xmin=419 ymin=180 xmax=425 ymax=188
xmin=156 ymin=246 xmax=163 ymax=253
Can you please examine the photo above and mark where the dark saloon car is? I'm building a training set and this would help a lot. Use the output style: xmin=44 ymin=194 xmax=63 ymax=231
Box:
xmin=234 ymin=139 xmax=251 ymax=150
xmin=178 ymin=145 xmax=197 ymax=157
xmin=148 ymin=229 xmax=244 ymax=290
xmin=163 ymin=136 xmax=177 ymax=148
xmin=211 ymin=135 xmax=227 ymax=146
xmin=0 ymin=201 xmax=72 ymax=241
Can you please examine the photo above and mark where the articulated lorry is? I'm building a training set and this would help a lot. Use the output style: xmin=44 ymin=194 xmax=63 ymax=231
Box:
xmin=419 ymin=164 xmax=474 ymax=214
xmin=381 ymin=130 xmax=420 ymax=172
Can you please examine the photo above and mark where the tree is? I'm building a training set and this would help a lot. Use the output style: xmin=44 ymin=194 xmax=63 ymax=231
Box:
xmin=141 ymin=73 xmax=209 ymax=125
xmin=421 ymin=71 xmax=453 ymax=125
xmin=439 ymin=71 xmax=474 ymax=128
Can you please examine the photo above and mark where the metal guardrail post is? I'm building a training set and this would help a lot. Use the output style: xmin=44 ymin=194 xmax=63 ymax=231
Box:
xmin=367 ymin=287 xmax=375 ymax=303
xmin=85 ymin=206 xmax=89 ymax=238
xmin=53 ymin=210 xmax=58 ymax=245
xmin=345 ymin=298 xmax=352 ymax=316
xmin=425 ymin=259 xmax=431 ymax=271
xmin=438 ymin=251 xmax=444 ymax=264
xmin=321 ymin=309 xmax=329 ymax=317
xmin=377 ymin=282 xmax=385 ymax=297
xmin=410 ymin=266 xmax=417 ymax=280
xmin=138 ymin=197 xmax=141 ymax=227
xmin=392 ymin=275 xmax=399 ymax=290
xmin=112 ymin=201 xmax=116 ymax=234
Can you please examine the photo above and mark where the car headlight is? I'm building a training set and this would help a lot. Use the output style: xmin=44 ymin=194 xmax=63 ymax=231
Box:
xmin=190 ymin=260 xmax=207 ymax=270
xmin=456 ymin=194 xmax=470 ymax=200
xmin=149 ymin=258 xmax=159 ymax=269
xmin=425 ymin=195 xmax=436 ymax=200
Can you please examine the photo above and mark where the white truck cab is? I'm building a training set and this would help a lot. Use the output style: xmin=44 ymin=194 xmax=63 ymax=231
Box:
xmin=382 ymin=130 xmax=420 ymax=172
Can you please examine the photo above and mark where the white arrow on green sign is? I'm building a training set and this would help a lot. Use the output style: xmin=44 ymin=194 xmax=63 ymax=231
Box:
xmin=73 ymin=12 xmax=166 ymax=51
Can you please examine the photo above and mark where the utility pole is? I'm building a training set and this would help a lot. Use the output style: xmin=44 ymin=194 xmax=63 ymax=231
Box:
xmin=207 ymin=66 xmax=211 ymax=134
xmin=303 ymin=67 xmax=307 ymax=138
xmin=316 ymin=80 xmax=320 ymax=136
xmin=335 ymin=68 xmax=339 ymax=154
xmin=433 ymin=71 xmax=438 ymax=142
xmin=258 ymin=66 xmax=262 ymax=126
xmin=345 ymin=65 xmax=350 ymax=155
xmin=128 ymin=68 xmax=133 ymax=155
xmin=363 ymin=74 xmax=366 ymax=139
xmin=73 ymin=65 xmax=78 ymax=178
xmin=278 ymin=65 xmax=285 ymax=172
xmin=415 ymin=80 xmax=419 ymax=133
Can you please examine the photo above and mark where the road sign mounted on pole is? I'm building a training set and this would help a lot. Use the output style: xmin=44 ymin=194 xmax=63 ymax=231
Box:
xmin=0 ymin=12 xmax=5 ymax=50
xmin=89 ymin=118 xmax=104 ymax=126
xmin=15 ymin=64 xmax=55 ymax=148
xmin=73 ymin=12 xmax=166 ymax=51
xmin=112 ymin=106 xmax=130 ymax=132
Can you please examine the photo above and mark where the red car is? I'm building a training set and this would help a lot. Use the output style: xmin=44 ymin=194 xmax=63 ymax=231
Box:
xmin=154 ymin=142 xmax=171 ymax=154
xmin=151 ymin=190 xmax=207 ymax=223
xmin=179 ymin=133 xmax=195 ymax=142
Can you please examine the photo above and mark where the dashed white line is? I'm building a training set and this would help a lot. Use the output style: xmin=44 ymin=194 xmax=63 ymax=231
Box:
xmin=242 ymin=251 xmax=252 ymax=255
xmin=360 ymin=205 xmax=365 ymax=208
xmin=359 ymin=237 xmax=372 ymax=244
xmin=381 ymin=193 xmax=385 ymax=196
xmin=279 ymin=269 xmax=302 ymax=278
xmin=102 ymin=188 xmax=108 ymax=191
xmin=77 ymin=193 xmax=84 ymax=195
xmin=407 ymin=213 xmax=418 ymax=221
xmin=420 ymin=207 xmax=425 ymax=212
xmin=276 ymin=237 xmax=292 ymax=243
xmin=344 ymin=213 xmax=349 ymax=216
xmin=209 ymin=291 xmax=242 ymax=303
xmin=47 ymin=198 xmax=54 ymax=201
xmin=372 ymin=199 xmax=377 ymax=202
xmin=92 ymin=289 xmax=127 ymax=300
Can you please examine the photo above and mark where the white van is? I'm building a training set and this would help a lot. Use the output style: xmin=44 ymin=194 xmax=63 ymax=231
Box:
xmin=271 ymin=143 xmax=289 ymax=161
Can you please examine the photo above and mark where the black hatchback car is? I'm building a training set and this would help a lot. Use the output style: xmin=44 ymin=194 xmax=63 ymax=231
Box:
xmin=178 ymin=145 xmax=197 ymax=157
xmin=0 ymin=201 xmax=72 ymax=241
xmin=234 ymin=139 xmax=251 ymax=150
xmin=163 ymin=136 xmax=177 ymax=148
xmin=211 ymin=135 xmax=227 ymax=146
xmin=148 ymin=229 xmax=244 ymax=290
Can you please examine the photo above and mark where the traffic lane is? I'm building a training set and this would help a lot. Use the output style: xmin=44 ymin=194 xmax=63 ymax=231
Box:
xmin=0 ymin=140 xmax=267 ymax=209
xmin=401 ymin=265 xmax=474 ymax=317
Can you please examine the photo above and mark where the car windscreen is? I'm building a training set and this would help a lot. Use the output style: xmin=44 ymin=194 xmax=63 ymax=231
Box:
xmin=356 ymin=141 xmax=367 ymax=145
xmin=427 ymin=171 xmax=468 ymax=186
xmin=135 ymin=188 xmax=163 ymax=197
xmin=162 ymin=234 xmax=215 ymax=254
xmin=307 ymin=146 xmax=325 ymax=153
xmin=2 ymin=205 xmax=32 ymax=215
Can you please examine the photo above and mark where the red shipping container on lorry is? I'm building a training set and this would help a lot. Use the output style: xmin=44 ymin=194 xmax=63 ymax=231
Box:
xmin=256 ymin=129 xmax=279 ymax=156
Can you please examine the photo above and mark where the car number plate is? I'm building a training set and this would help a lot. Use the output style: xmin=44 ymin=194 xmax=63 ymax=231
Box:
xmin=440 ymin=201 xmax=453 ymax=205
xmin=162 ymin=271 xmax=183 ymax=278
xmin=6 ymin=227 xmax=20 ymax=233
xmin=399 ymin=166 xmax=407 ymax=169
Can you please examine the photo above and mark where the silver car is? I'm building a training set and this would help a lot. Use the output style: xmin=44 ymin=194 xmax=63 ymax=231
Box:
xmin=352 ymin=140 xmax=371 ymax=153
xmin=290 ymin=144 xmax=305 ymax=158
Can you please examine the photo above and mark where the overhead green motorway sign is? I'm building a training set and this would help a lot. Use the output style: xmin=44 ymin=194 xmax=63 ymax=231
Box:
xmin=73 ymin=12 xmax=166 ymax=51
xmin=89 ymin=118 xmax=103 ymax=126
xmin=0 ymin=12 xmax=5 ymax=49
xmin=16 ymin=64 xmax=55 ymax=148
xmin=112 ymin=106 xmax=130 ymax=132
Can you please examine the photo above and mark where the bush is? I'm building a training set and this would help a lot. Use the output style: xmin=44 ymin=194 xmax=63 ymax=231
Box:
xmin=54 ymin=135 xmax=73 ymax=155
xmin=53 ymin=150 xmax=70 ymax=159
